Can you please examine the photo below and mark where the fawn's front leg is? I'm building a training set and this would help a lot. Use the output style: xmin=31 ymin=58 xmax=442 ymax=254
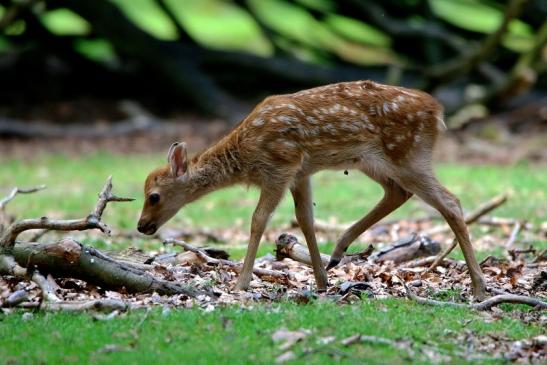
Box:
xmin=291 ymin=176 xmax=328 ymax=291
xmin=234 ymin=186 xmax=285 ymax=291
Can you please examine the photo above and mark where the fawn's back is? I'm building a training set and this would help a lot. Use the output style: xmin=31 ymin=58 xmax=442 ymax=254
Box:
xmin=230 ymin=81 xmax=444 ymax=181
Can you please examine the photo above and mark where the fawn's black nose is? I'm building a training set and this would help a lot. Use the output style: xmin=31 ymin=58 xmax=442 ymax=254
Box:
xmin=137 ymin=222 xmax=157 ymax=235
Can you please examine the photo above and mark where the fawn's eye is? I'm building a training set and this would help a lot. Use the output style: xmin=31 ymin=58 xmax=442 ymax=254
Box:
xmin=148 ymin=193 xmax=160 ymax=205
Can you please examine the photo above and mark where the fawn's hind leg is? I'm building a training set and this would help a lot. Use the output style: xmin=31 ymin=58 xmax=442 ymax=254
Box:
xmin=395 ymin=172 xmax=487 ymax=300
xmin=327 ymin=178 xmax=412 ymax=269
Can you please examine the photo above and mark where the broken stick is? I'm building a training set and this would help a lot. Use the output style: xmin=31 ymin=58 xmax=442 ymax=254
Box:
xmin=400 ymin=278 xmax=547 ymax=310
xmin=0 ymin=176 xmax=132 ymax=250
xmin=275 ymin=233 xmax=331 ymax=267
xmin=165 ymin=238 xmax=286 ymax=279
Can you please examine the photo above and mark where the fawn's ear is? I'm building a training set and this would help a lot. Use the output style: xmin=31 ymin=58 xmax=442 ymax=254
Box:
xmin=167 ymin=142 xmax=188 ymax=178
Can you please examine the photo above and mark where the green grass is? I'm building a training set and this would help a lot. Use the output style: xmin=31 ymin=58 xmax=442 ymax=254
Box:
xmin=1 ymin=153 xmax=545 ymax=364
xmin=1 ymin=300 xmax=543 ymax=364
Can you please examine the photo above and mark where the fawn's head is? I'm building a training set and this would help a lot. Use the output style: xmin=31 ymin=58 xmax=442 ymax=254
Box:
xmin=137 ymin=142 xmax=191 ymax=235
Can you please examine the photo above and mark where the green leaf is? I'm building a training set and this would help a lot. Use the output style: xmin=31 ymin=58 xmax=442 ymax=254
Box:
xmin=165 ymin=0 xmax=272 ymax=56
xmin=429 ymin=0 xmax=534 ymax=52
xmin=74 ymin=39 xmax=117 ymax=62
xmin=111 ymin=0 xmax=178 ymax=40
xmin=324 ymin=14 xmax=392 ymax=48
xmin=40 ymin=8 xmax=90 ymax=35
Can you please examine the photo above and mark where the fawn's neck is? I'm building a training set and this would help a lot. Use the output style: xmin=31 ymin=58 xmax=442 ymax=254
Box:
xmin=186 ymin=134 xmax=244 ymax=196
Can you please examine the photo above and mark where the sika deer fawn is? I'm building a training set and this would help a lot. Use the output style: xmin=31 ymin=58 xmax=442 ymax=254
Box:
xmin=137 ymin=80 xmax=487 ymax=299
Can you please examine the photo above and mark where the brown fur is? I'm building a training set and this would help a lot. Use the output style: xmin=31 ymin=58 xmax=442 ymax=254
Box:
xmin=138 ymin=80 xmax=487 ymax=298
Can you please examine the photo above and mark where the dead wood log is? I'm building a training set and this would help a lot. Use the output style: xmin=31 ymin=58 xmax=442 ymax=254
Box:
xmin=18 ymin=299 xmax=128 ymax=312
xmin=0 ymin=177 xmax=205 ymax=302
xmin=275 ymin=233 xmax=331 ymax=267
xmin=9 ymin=239 xmax=203 ymax=297
xmin=0 ymin=253 xmax=130 ymax=311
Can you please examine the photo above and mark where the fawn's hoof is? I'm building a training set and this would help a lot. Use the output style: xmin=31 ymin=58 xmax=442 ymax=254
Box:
xmin=326 ymin=258 xmax=340 ymax=270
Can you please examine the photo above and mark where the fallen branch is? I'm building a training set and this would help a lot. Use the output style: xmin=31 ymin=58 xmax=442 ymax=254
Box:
xmin=275 ymin=233 xmax=331 ymax=267
xmin=372 ymin=234 xmax=440 ymax=264
xmin=0 ymin=251 xmax=135 ymax=310
xmin=0 ymin=178 xmax=205 ymax=304
xmin=165 ymin=238 xmax=286 ymax=279
xmin=0 ymin=176 xmax=132 ymax=249
xmin=506 ymin=221 xmax=523 ymax=248
xmin=402 ymin=255 xmax=464 ymax=269
xmin=10 ymin=239 xmax=204 ymax=297
xmin=401 ymin=279 xmax=547 ymax=310
xmin=20 ymin=299 xmax=128 ymax=312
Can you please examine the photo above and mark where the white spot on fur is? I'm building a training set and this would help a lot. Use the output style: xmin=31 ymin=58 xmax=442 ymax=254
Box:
xmin=395 ymin=135 xmax=405 ymax=142
xmin=323 ymin=124 xmax=337 ymax=135
xmin=278 ymin=115 xmax=299 ymax=125
xmin=306 ymin=116 xmax=318 ymax=124
xmin=383 ymin=102 xmax=390 ymax=114
xmin=329 ymin=104 xmax=342 ymax=113
xmin=376 ymin=105 xmax=383 ymax=116
xmin=283 ymin=140 xmax=297 ymax=148
xmin=414 ymin=135 xmax=422 ymax=143
xmin=396 ymin=95 xmax=406 ymax=102
xmin=391 ymin=102 xmax=399 ymax=111
xmin=309 ymin=127 xmax=321 ymax=136
xmin=386 ymin=143 xmax=396 ymax=150
xmin=252 ymin=118 xmax=264 ymax=126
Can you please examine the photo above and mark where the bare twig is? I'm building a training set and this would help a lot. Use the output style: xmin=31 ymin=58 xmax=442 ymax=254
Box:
xmin=401 ymin=279 xmax=547 ymax=310
xmin=0 ymin=185 xmax=47 ymax=211
xmin=425 ymin=193 xmax=508 ymax=236
xmin=402 ymin=255 xmax=464 ymax=269
xmin=165 ymin=238 xmax=286 ymax=278
xmin=505 ymin=221 xmax=523 ymax=248
xmin=0 ymin=176 xmax=133 ymax=249
xmin=30 ymin=270 xmax=61 ymax=303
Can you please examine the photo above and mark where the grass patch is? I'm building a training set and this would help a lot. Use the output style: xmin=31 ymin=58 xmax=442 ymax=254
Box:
xmin=1 ymin=300 xmax=543 ymax=364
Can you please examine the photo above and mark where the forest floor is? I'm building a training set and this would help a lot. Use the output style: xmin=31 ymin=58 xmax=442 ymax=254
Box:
xmin=0 ymin=148 xmax=545 ymax=364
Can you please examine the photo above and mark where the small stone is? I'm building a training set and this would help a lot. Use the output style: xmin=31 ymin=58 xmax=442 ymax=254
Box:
xmin=410 ymin=280 xmax=422 ymax=287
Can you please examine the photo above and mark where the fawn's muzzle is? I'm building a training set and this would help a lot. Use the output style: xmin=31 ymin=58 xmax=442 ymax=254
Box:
xmin=137 ymin=221 xmax=157 ymax=235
